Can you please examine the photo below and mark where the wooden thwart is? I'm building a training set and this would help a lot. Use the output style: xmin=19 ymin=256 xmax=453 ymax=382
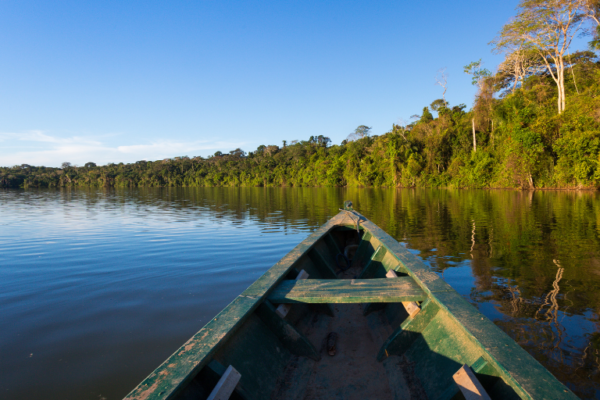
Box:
xmin=268 ymin=277 xmax=427 ymax=304
xmin=124 ymin=208 xmax=578 ymax=400
xmin=386 ymin=269 xmax=421 ymax=317
xmin=276 ymin=269 xmax=309 ymax=318
xmin=277 ymin=270 xmax=335 ymax=316
xmin=207 ymin=365 xmax=241 ymax=400
xmin=453 ymin=364 xmax=491 ymax=400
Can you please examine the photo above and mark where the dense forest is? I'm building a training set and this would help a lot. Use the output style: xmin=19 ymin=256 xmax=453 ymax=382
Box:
xmin=4 ymin=0 xmax=600 ymax=190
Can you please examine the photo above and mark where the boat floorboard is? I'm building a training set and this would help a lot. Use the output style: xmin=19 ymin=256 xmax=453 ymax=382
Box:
xmin=270 ymin=267 xmax=415 ymax=400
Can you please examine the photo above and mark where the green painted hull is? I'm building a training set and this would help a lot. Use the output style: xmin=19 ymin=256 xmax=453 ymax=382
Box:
xmin=125 ymin=208 xmax=577 ymax=400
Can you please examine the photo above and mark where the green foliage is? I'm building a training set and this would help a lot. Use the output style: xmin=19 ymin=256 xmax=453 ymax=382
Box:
xmin=464 ymin=59 xmax=492 ymax=87
xmin=452 ymin=151 xmax=496 ymax=188
xmin=554 ymin=117 xmax=600 ymax=186
xmin=589 ymin=25 xmax=600 ymax=51
xmin=430 ymin=99 xmax=447 ymax=112
xmin=420 ymin=107 xmax=434 ymax=123
xmin=3 ymin=53 xmax=600 ymax=190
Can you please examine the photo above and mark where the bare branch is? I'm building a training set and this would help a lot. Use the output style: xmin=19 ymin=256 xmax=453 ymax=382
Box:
xmin=435 ymin=68 xmax=449 ymax=106
xmin=492 ymin=0 xmax=588 ymax=113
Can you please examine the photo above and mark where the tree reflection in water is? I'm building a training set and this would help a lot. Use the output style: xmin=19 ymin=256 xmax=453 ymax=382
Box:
xmin=188 ymin=186 xmax=600 ymax=399
xmin=6 ymin=187 xmax=600 ymax=398
xmin=152 ymin=186 xmax=600 ymax=398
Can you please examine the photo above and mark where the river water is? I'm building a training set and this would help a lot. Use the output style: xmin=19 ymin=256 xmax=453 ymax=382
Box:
xmin=1 ymin=187 xmax=599 ymax=399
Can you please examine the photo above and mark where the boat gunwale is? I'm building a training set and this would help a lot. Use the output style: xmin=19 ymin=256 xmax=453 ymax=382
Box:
xmin=124 ymin=210 xmax=578 ymax=400
xmin=358 ymin=217 xmax=577 ymax=400
xmin=123 ymin=213 xmax=348 ymax=400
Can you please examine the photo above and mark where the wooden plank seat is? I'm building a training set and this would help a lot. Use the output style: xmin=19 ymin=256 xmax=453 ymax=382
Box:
xmin=207 ymin=365 xmax=242 ymax=400
xmin=124 ymin=207 xmax=579 ymax=400
xmin=268 ymin=278 xmax=427 ymax=304
xmin=276 ymin=269 xmax=309 ymax=318
xmin=453 ymin=364 xmax=492 ymax=400
xmin=386 ymin=269 xmax=421 ymax=316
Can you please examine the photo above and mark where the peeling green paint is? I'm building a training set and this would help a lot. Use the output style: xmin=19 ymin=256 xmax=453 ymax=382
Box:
xmin=123 ymin=210 xmax=578 ymax=400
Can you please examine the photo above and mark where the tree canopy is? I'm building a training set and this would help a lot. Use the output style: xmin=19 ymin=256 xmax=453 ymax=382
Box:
xmin=4 ymin=1 xmax=600 ymax=191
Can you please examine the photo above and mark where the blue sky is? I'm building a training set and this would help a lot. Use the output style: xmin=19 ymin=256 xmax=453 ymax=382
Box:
xmin=0 ymin=0 xmax=536 ymax=166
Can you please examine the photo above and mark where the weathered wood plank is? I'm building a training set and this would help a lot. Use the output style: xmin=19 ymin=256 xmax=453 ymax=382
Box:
xmin=453 ymin=364 xmax=491 ymax=400
xmin=433 ymin=290 xmax=577 ymax=399
xmin=469 ymin=356 xmax=501 ymax=393
xmin=124 ymin=215 xmax=350 ymax=400
xmin=124 ymin=295 xmax=259 ymax=400
xmin=402 ymin=300 xmax=420 ymax=316
xmin=377 ymin=299 xmax=440 ymax=361
xmin=204 ymin=360 xmax=253 ymax=400
xmin=241 ymin=213 xmax=347 ymax=299
xmin=386 ymin=269 xmax=421 ymax=317
xmin=435 ymin=358 xmax=496 ymax=400
xmin=207 ymin=365 xmax=241 ymax=400
xmin=125 ymin=209 xmax=578 ymax=400
xmin=359 ymin=219 xmax=456 ymax=295
xmin=269 ymin=278 xmax=427 ymax=304
xmin=471 ymin=357 xmax=488 ymax=373
xmin=357 ymin=245 xmax=387 ymax=279
xmin=275 ymin=270 xmax=309 ymax=318
xmin=363 ymin=269 xmax=421 ymax=316
xmin=359 ymin=216 xmax=577 ymax=399
xmin=255 ymin=301 xmax=320 ymax=361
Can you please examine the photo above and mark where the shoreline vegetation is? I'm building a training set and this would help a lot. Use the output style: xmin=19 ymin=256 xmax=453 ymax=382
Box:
xmin=4 ymin=1 xmax=600 ymax=191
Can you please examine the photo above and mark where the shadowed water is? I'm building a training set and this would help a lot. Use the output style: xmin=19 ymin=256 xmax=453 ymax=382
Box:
xmin=1 ymin=187 xmax=599 ymax=399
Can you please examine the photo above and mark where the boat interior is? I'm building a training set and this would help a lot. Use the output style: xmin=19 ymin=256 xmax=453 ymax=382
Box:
xmin=173 ymin=225 xmax=525 ymax=400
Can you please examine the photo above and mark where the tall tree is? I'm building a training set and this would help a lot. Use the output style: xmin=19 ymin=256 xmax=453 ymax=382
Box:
xmin=580 ymin=0 xmax=600 ymax=49
xmin=347 ymin=125 xmax=372 ymax=141
xmin=419 ymin=107 xmax=434 ymax=123
xmin=430 ymin=99 xmax=447 ymax=112
xmin=464 ymin=60 xmax=492 ymax=91
xmin=493 ymin=0 xmax=586 ymax=114
xmin=354 ymin=125 xmax=371 ymax=138
xmin=495 ymin=46 xmax=541 ymax=93
xmin=464 ymin=60 xmax=491 ymax=152
xmin=229 ymin=148 xmax=246 ymax=157
xmin=581 ymin=0 xmax=600 ymax=25
xmin=316 ymin=135 xmax=331 ymax=147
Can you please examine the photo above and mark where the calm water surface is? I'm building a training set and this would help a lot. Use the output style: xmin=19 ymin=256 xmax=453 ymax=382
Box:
xmin=1 ymin=188 xmax=600 ymax=399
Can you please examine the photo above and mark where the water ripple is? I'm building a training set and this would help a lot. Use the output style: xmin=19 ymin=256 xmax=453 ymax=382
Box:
xmin=1 ymin=187 xmax=599 ymax=399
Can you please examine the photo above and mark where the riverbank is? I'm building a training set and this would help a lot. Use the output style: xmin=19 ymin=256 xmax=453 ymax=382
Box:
xmin=4 ymin=51 xmax=600 ymax=191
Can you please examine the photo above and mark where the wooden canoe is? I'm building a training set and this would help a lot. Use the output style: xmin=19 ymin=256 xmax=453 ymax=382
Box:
xmin=124 ymin=203 xmax=577 ymax=400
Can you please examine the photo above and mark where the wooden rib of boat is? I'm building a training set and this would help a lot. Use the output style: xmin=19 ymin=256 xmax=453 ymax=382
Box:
xmin=125 ymin=202 xmax=577 ymax=400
